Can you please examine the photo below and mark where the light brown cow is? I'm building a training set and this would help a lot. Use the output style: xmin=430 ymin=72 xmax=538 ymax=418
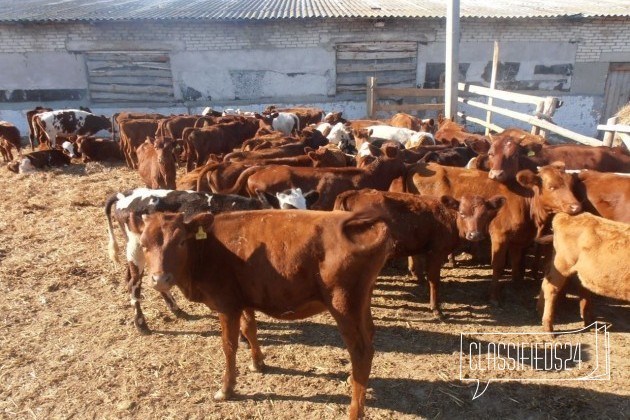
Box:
xmin=136 ymin=137 xmax=176 ymax=189
xmin=118 ymin=119 xmax=161 ymax=168
xmin=572 ymin=170 xmax=630 ymax=223
xmin=334 ymin=189 xmax=504 ymax=318
xmin=406 ymin=162 xmax=582 ymax=303
xmin=0 ymin=121 xmax=21 ymax=162
xmin=537 ymin=212 xmax=630 ymax=332
xmin=133 ymin=209 xmax=393 ymax=419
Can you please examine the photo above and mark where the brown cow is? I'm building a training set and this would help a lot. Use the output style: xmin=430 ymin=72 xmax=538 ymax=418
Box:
xmin=119 ymin=119 xmax=161 ymax=168
xmin=334 ymin=189 xmax=504 ymax=317
xmin=537 ymin=212 xmax=630 ymax=332
xmin=264 ymin=106 xmax=324 ymax=128
xmin=0 ymin=121 xmax=21 ymax=162
xmin=112 ymin=112 xmax=166 ymax=142
xmin=390 ymin=112 xmax=435 ymax=134
xmin=156 ymin=115 xmax=198 ymax=140
xmin=133 ymin=209 xmax=392 ymax=419
xmin=485 ymin=133 xmax=630 ymax=183
xmin=242 ymin=145 xmax=406 ymax=210
xmin=572 ymin=170 xmax=630 ymax=223
xmin=434 ymin=117 xmax=489 ymax=145
xmin=406 ymin=162 xmax=582 ymax=303
xmin=76 ymin=136 xmax=123 ymax=163
xmin=136 ymin=137 xmax=176 ymax=189
xmin=26 ymin=106 xmax=53 ymax=150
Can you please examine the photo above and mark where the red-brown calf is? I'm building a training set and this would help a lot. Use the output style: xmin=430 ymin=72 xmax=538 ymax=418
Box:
xmin=136 ymin=137 xmax=176 ymax=189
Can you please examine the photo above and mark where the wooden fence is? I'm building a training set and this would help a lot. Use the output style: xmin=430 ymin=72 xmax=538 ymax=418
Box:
xmin=366 ymin=76 xmax=629 ymax=147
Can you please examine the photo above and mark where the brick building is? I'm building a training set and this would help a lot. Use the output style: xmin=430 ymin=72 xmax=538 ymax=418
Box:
xmin=0 ymin=0 xmax=628 ymax=136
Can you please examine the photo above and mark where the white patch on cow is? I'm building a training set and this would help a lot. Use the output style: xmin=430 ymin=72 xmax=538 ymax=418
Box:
xmin=407 ymin=132 xmax=435 ymax=148
xmin=326 ymin=122 xmax=351 ymax=145
xmin=207 ymin=195 xmax=213 ymax=206
xmin=202 ymin=106 xmax=214 ymax=116
xmin=315 ymin=122 xmax=332 ymax=134
xmin=116 ymin=188 xmax=172 ymax=210
xmin=61 ymin=141 xmax=76 ymax=157
xmin=276 ymin=188 xmax=307 ymax=210
xmin=124 ymin=226 xmax=145 ymax=276
xmin=358 ymin=142 xmax=373 ymax=157
xmin=18 ymin=158 xmax=36 ymax=174
xmin=37 ymin=109 xmax=94 ymax=147
xmin=324 ymin=112 xmax=334 ymax=120
xmin=272 ymin=112 xmax=299 ymax=135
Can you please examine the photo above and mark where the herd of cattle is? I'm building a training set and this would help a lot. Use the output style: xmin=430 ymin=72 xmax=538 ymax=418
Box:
xmin=2 ymin=105 xmax=629 ymax=419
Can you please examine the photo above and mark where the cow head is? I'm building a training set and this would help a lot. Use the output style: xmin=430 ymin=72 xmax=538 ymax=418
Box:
xmin=487 ymin=134 xmax=524 ymax=182
xmin=441 ymin=194 xmax=505 ymax=242
xmin=134 ymin=212 xmax=215 ymax=292
xmin=256 ymin=188 xmax=320 ymax=210
xmin=300 ymin=127 xmax=329 ymax=149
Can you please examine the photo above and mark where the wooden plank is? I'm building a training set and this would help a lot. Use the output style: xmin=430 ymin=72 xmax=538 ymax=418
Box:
xmin=486 ymin=41 xmax=499 ymax=135
xmin=337 ymin=51 xmax=417 ymax=60
xmin=459 ymin=113 xmax=504 ymax=133
xmin=86 ymin=53 xmax=169 ymax=62
xmin=87 ymin=60 xmax=171 ymax=71
xmin=336 ymin=42 xmax=417 ymax=52
xmin=88 ymin=68 xmax=173 ymax=78
xmin=337 ymin=72 xmax=415 ymax=86
xmin=89 ymin=84 xmax=175 ymax=95
xmin=337 ymin=62 xmax=416 ymax=73
xmin=598 ymin=123 xmax=630 ymax=134
xmin=367 ymin=77 xmax=376 ymax=119
xmin=375 ymin=88 xmax=444 ymax=98
xmin=460 ymin=97 xmax=603 ymax=146
xmin=375 ymin=103 xmax=444 ymax=112
xmin=458 ymin=82 xmax=544 ymax=105
xmin=610 ymin=63 xmax=630 ymax=72
xmin=86 ymin=76 xmax=173 ymax=86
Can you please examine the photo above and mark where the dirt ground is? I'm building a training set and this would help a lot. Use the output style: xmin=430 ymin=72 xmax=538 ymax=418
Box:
xmin=0 ymin=160 xmax=628 ymax=419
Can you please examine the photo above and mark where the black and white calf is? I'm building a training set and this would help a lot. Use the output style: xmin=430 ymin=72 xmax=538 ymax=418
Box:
xmin=105 ymin=187 xmax=319 ymax=334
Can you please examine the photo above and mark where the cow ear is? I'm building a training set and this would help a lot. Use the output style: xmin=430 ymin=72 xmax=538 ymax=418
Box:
xmin=255 ymin=189 xmax=278 ymax=209
xmin=303 ymin=190 xmax=320 ymax=208
xmin=383 ymin=145 xmax=398 ymax=158
xmin=516 ymin=169 xmax=541 ymax=190
xmin=487 ymin=195 xmax=506 ymax=211
xmin=440 ymin=195 xmax=460 ymax=211
xmin=466 ymin=138 xmax=490 ymax=154
xmin=184 ymin=213 xmax=214 ymax=239
xmin=549 ymin=160 xmax=566 ymax=172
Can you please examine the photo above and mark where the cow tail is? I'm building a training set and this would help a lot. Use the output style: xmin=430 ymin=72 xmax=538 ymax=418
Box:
xmin=105 ymin=193 xmax=121 ymax=263
xmin=195 ymin=162 xmax=220 ymax=192
xmin=221 ymin=165 xmax=261 ymax=195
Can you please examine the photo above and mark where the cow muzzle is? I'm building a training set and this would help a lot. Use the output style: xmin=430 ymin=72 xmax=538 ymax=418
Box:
xmin=150 ymin=272 xmax=175 ymax=291
xmin=566 ymin=203 xmax=582 ymax=215
xmin=466 ymin=231 xmax=484 ymax=242
xmin=488 ymin=169 xmax=505 ymax=182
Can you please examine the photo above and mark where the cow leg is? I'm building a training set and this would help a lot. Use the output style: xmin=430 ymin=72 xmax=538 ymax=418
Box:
xmin=127 ymin=261 xmax=150 ymax=335
xmin=489 ymin=239 xmax=509 ymax=305
xmin=214 ymin=312 xmax=241 ymax=401
xmin=540 ymin=265 xmax=569 ymax=333
xmin=408 ymin=254 xmax=427 ymax=285
xmin=574 ymin=282 xmax=594 ymax=326
xmin=239 ymin=308 xmax=265 ymax=372
xmin=509 ymin=244 xmax=526 ymax=282
xmin=158 ymin=291 xmax=189 ymax=319
xmin=426 ymin=256 xmax=445 ymax=320
xmin=330 ymin=291 xmax=374 ymax=420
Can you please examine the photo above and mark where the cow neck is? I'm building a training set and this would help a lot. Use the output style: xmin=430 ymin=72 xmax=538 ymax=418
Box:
xmin=526 ymin=186 xmax=552 ymax=237
xmin=177 ymin=238 xmax=213 ymax=303
xmin=363 ymin=157 xmax=404 ymax=188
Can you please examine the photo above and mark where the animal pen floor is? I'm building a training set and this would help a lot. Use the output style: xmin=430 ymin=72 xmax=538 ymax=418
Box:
xmin=0 ymin=161 xmax=628 ymax=419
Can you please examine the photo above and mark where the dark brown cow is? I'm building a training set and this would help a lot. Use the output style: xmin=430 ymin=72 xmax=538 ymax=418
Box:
xmin=119 ymin=119 xmax=161 ymax=168
xmin=406 ymin=162 xmax=582 ymax=303
xmin=76 ymin=136 xmax=123 ymax=163
xmin=112 ymin=112 xmax=166 ymax=142
xmin=26 ymin=106 xmax=53 ymax=150
xmin=0 ymin=121 xmax=21 ymax=162
xmin=537 ymin=212 xmax=630 ymax=332
xmin=156 ymin=115 xmax=198 ymax=140
xmin=572 ymin=170 xmax=630 ymax=223
xmin=334 ymin=189 xmax=504 ymax=317
xmin=7 ymin=149 xmax=71 ymax=173
xmin=136 ymin=137 xmax=176 ymax=189
xmin=485 ymin=133 xmax=630 ymax=183
xmin=242 ymin=145 xmax=405 ymax=210
xmin=132 ymin=209 xmax=392 ymax=419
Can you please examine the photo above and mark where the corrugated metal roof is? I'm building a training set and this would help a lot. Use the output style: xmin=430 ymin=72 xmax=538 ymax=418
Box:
xmin=1 ymin=0 xmax=629 ymax=22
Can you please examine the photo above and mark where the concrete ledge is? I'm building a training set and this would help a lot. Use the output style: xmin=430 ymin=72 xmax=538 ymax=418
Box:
xmin=66 ymin=40 xmax=185 ymax=52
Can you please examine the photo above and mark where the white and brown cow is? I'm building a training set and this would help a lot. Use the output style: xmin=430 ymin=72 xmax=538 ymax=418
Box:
xmin=33 ymin=109 xmax=111 ymax=148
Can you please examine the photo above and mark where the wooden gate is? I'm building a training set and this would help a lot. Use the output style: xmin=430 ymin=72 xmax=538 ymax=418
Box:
xmin=602 ymin=62 xmax=630 ymax=120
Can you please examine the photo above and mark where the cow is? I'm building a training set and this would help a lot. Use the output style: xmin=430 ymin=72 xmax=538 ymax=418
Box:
xmin=484 ymin=133 xmax=630 ymax=183
xmin=270 ymin=112 xmax=300 ymax=135
xmin=419 ymin=142 xmax=484 ymax=167
xmin=118 ymin=119 xmax=161 ymax=168
xmin=105 ymin=187 xmax=320 ymax=334
xmin=25 ymin=106 xmax=53 ymax=150
xmin=405 ymin=162 xmax=582 ymax=303
xmin=132 ymin=208 xmax=392 ymax=419
xmin=537 ymin=212 xmax=630 ymax=333
xmin=75 ymin=136 xmax=123 ymax=163
xmin=112 ymin=112 xmax=166 ymax=143
xmin=264 ymin=106 xmax=324 ymax=128
xmin=434 ymin=116 xmax=489 ymax=145
xmin=334 ymin=189 xmax=504 ymax=318
xmin=33 ymin=110 xmax=112 ymax=149
xmin=7 ymin=149 xmax=71 ymax=174
xmin=389 ymin=113 xmax=436 ymax=134
xmin=0 ymin=121 xmax=21 ymax=162
xmin=365 ymin=125 xmax=435 ymax=148
xmin=240 ymin=145 xmax=406 ymax=210
xmin=572 ymin=170 xmax=630 ymax=223
xmin=136 ymin=137 xmax=176 ymax=189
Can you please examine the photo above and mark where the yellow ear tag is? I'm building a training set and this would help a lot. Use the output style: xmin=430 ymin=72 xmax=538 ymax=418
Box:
xmin=195 ymin=226 xmax=207 ymax=240
xmin=527 ymin=150 xmax=536 ymax=157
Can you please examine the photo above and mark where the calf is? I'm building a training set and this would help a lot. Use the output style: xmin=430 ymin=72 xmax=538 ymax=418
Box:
xmin=133 ymin=208 xmax=392 ymax=419
xmin=264 ymin=106 xmax=324 ymax=127
xmin=334 ymin=189 xmax=504 ymax=317
xmin=118 ymin=119 xmax=161 ymax=168
xmin=76 ymin=136 xmax=123 ymax=163
xmin=33 ymin=109 xmax=111 ymax=148
xmin=366 ymin=125 xmax=435 ymax=148
xmin=406 ymin=162 xmax=582 ymax=303
xmin=136 ymin=137 xmax=176 ymax=189
xmin=106 ymin=187 xmax=317 ymax=334
xmin=390 ymin=112 xmax=435 ymax=133
xmin=271 ymin=112 xmax=300 ymax=135
xmin=26 ymin=106 xmax=52 ymax=150
xmin=0 ymin=121 xmax=21 ymax=162
xmin=537 ymin=212 xmax=630 ymax=332
xmin=7 ymin=149 xmax=71 ymax=173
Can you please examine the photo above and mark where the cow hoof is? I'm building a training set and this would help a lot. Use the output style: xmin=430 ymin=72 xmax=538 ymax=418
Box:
xmin=432 ymin=309 xmax=446 ymax=321
xmin=135 ymin=319 xmax=152 ymax=335
xmin=249 ymin=362 xmax=266 ymax=373
xmin=213 ymin=389 xmax=233 ymax=401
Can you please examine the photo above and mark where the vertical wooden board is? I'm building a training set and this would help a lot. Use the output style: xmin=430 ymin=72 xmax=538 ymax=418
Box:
xmin=603 ymin=66 xmax=630 ymax=120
